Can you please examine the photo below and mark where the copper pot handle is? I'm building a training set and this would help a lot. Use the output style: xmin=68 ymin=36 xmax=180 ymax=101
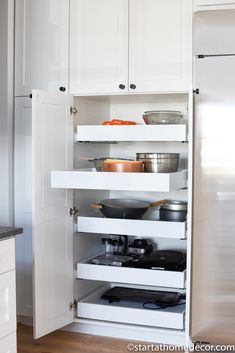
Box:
xmin=90 ymin=203 xmax=103 ymax=209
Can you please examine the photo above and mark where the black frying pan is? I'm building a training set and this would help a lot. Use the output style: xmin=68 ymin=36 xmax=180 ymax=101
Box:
xmin=90 ymin=198 xmax=166 ymax=219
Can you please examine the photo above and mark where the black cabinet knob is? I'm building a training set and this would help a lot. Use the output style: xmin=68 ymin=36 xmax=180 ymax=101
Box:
xmin=130 ymin=84 xmax=136 ymax=90
xmin=119 ymin=84 xmax=125 ymax=90
xmin=59 ymin=86 xmax=66 ymax=92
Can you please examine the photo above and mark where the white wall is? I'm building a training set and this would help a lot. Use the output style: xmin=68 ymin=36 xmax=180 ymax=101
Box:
xmin=0 ymin=0 xmax=14 ymax=225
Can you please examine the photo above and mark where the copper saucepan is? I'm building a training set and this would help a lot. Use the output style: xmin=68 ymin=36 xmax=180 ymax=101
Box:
xmin=102 ymin=160 xmax=144 ymax=172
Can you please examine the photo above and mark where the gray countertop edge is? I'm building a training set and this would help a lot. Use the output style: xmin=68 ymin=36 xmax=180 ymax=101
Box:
xmin=0 ymin=226 xmax=23 ymax=241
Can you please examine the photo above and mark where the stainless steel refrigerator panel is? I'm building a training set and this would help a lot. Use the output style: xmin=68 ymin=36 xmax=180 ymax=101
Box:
xmin=192 ymin=56 xmax=235 ymax=344
xmin=194 ymin=10 xmax=235 ymax=55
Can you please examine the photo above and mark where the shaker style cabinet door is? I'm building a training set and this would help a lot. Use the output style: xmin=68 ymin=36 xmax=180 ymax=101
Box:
xmin=32 ymin=90 xmax=74 ymax=339
xmin=15 ymin=0 xmax=69 ymax=96
xmin=70 ymin=0 xmax=128 ymax=95
xmin=0 ymin=271 xmax=16 ymax=341
xmin=129 ymin=0 xmax=192 ymax=93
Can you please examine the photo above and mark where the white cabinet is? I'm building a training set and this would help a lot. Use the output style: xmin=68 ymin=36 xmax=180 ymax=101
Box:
xmin=31 ymin=91 xmax=190 ymax=344
xmin=0 ymin=239 xmax=17 ymax=353
xmin=194 ymin=0 xmax=235 ymax=11
xmin=129 ymin=0 xmax=192 ymax=93
xmin=70 ymin=0 xmax=192 ymax=95
xmin=70 ymin=0 xmax=128 ymax=95
xmin=0 ymin=238 xmax=15 ymax=274
xmin=14 ymin=0 xmax=69 ymax=96
xmin=19 ymin=89 xmax=191 ymax=344
xmin=0 ymin=271 xmax=16 ymax=341
xmin=1 ymin=332 xmax=17 ymax=353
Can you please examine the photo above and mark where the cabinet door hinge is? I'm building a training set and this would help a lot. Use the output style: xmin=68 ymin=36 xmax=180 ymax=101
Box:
xmin=69 ymin=207 xmax=79 ymax=216
xmin=70 ymin=106 xmax=78 ymax=115
xmin=69 ymin=300 xmax=78 ymax=311
xmin=193 ymin=88 xmax=200 ymax=95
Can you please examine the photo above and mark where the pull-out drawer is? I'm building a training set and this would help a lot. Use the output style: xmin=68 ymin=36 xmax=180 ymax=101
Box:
xmin=77 ymin=261 xmax=186 ymax=289
xmin=0 ymin=238 xmax=15 ymax=275
xmin=77 ymin=286 xmax=185 ymax=330
xmin=51 ymin=170 xmax=187 ymax=192
xmin=77 ymin=216 xmax=187 ymax=239
xmin=0 ymin=332 xmax=17 ymax=353
xmin=0 ymin=271 xmax=16 ymax=340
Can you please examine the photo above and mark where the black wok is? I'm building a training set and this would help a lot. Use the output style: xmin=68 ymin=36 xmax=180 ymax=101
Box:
xmin=90 ymin=198 xmax=166 ymax=219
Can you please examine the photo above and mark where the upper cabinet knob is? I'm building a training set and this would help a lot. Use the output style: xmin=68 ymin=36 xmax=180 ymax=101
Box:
xmin=119 ymin=84 xmax=125 ymax=90
xmin=59 ymin=86 xmax=66 ymax=92
xmin=130 ymin=84 xmax=136 ymax=90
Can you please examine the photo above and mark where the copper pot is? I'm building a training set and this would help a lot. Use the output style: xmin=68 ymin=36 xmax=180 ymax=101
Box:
xmin=102 ymin=160 xmax=144 ymax=173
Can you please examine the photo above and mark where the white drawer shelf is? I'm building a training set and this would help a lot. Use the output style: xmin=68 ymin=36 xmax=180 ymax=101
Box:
xmin=76 ymin=125 xmax=187 ymax=142
xmin=77 ymin=286 xmax=185 ymax=330
xmin=77 ymin=216 xmax=186 ymax=239
xmin=77 ymin=261 xmax=186 ymax=289
xmin=51 ymin=170 xmax=187 ymax=192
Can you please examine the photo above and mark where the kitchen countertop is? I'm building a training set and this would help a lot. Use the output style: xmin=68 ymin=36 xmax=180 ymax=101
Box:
xmin=0 ymin=226 xmax=23 ymax=241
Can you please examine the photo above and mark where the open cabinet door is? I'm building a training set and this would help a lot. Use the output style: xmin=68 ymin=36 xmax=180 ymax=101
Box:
xmin=32 ymin=90 xmax=74 ymax=338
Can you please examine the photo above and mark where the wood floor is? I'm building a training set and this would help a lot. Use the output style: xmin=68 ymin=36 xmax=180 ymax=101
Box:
xmin=17 ymin=324 xmax=137 ymax=353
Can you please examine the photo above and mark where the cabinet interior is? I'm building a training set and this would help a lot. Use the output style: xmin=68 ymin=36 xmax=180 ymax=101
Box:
xmin=72 ymin=93 xmax=190 ymax=329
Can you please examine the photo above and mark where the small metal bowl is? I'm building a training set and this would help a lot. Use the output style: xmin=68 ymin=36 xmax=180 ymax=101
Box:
xmin=143 ymin=110 xmax=183 ymax=125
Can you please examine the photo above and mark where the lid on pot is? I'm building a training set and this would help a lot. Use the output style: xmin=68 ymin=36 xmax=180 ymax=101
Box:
xmin=160 ymin=200 xmax=187 ymax=211
xmin=136 ymin=153 xmax=180 ymax=159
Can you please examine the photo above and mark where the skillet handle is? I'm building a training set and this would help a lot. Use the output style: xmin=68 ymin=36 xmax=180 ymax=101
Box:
xmin=79 ymin=157 xmax=93 ymax=160
xmin=149 ymin=199 xmax=168 ymax=207
xmin=90 ymin=203 xmax=103 ymax=209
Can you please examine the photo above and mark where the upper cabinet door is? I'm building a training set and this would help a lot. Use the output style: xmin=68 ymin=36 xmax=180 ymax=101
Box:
xmin=129 ymin=0 xmax=192 ymax=93
xmin=15 ymin=0 xmax=69 ymax=96
xmin=194 ymin=10 xmax=235 ymax=55
xmin=32 ymin=90 xmax=74 ymax=338
xmin=70 ymin=0 xmax=128 ymax=95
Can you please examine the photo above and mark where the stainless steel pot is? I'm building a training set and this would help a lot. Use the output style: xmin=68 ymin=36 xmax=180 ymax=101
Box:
xmin=159 ymin=200 xmax=187 ymax=222
xmin=136 ymin=153 xmax=180 ymax=173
